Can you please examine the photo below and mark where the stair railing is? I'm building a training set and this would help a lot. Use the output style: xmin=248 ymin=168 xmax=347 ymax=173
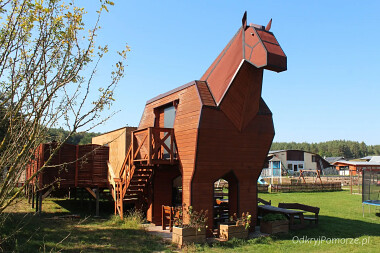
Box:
xmin=132 ymin=127 xmax=178 ymax=165
xmin=111 ymin=127 xmax=178 ymax=219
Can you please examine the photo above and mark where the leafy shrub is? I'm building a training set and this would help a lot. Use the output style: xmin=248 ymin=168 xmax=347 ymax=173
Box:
xmin=173 ymin=204 xmax=208 ymax=230
xmin=262 ymin=213 xmax=287 ymax=222
xmin=229 ymin=212 xmax=252 ymax=229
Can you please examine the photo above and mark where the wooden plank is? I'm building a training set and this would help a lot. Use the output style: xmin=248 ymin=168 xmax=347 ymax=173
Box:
xmin=42 ymin=187 xmax=53 ymax=200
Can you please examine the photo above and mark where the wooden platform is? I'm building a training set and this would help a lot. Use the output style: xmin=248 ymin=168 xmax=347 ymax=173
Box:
xmin=26 ymin=143 xmax=109 ymax=189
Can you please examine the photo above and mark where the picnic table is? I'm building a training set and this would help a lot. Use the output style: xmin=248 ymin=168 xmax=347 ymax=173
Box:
xmin=258 ymin=205 xmax=306 ymax=229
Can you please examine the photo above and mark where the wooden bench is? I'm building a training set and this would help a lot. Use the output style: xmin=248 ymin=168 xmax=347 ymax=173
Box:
xmin=278 ymin=203 xmax=319 ymax=225
xmin=162 ymin=205 xmax=174 ymax=231
xmin=258 ymin=205 xmax=306 ymax=229
xmin=258 ymin=198 xmax=271 ymax=206
xmin=257 ymin=198 xmax=271 ymax=225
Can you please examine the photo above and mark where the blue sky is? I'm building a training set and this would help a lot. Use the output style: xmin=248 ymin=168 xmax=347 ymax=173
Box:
xmin=81 ymin=1 xmax=380 ymax=145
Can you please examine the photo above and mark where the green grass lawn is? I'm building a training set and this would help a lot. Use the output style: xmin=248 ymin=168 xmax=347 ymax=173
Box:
xmin=1 ymin=190 xmax=379 ymax=252
xmin=0 ymin=199 xmax=174 ymax=252
xmin=195 ymin=190 xmax=380 ymax=253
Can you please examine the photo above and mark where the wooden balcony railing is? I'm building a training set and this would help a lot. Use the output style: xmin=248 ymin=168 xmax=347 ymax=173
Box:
xmin=132 ymin=127 xmax=178 ymax=165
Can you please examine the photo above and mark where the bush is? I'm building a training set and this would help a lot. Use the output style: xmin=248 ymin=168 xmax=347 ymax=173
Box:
xmin=124 ymin=209 xmax=145 ymax=228
xmin=262 ymin=213 xmax=287 ymax=222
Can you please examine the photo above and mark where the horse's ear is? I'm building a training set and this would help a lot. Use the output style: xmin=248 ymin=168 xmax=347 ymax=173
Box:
xmin=242 ymin=11 xmax=247 ymax=29
xmin=265 ymin=18 xmax=272 ymax=31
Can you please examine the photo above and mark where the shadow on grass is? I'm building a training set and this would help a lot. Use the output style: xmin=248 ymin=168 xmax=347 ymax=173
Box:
xmin=51 ymin=198 xmax=137 ymax=218
xmin=280 ymin=215 xmax=380 ymax=238
xmin=52 ymin=198 xmax=115 ymax=217
xmin=209 ymin=215 xmax=380 ymax=250
xmin=0 ymin=211 xmax=169 ymax=253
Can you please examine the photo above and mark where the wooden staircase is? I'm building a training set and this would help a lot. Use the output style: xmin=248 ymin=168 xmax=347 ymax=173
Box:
xmin=108 ymin=127 xmax=178 ymax=219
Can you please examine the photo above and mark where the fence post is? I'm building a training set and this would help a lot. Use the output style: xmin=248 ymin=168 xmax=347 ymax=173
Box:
xmin=350 ymin=170 xmax=353 ymax=194
xmin=95 ymin=187 xmax=100 ymax=217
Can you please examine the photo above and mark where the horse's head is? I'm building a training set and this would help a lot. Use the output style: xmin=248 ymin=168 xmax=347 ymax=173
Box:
xmin=242 ymin=12 xmax=287 ymax=72
xmin=201 ymin=12 xmax=287 ymax=104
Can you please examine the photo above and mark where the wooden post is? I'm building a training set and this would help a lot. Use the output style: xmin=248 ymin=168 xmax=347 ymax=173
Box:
xmin=38 ymin=191 xmax=42 ymax=213
xmin=131 ymin=131 xmax=135 ymax=162
xmin=35 ymin=189 xmax=39 ymax=212
xmin=95 ymin=188 xmax=100 ymax=217
xmin=27 ymin=184 xmax=31 ymax=204
xmin=148 ymin=127 xmax=152 ymax=165
xmin=350 ymin=170 xmax=353 ymax=194
xmin=170 ymin=129 xmax=174 ymax=164
xmin=120 ymin=184 xmax=124 ymax=220
xmin=31 ymin=185 xmax=35 ymax=208
xmin=114 ymin=184 xmax=117 ymax=215
xmin=162 ymin=205 xmax=165 ymax=230
xmin=317 ymin=170 xmax=322 ymax=185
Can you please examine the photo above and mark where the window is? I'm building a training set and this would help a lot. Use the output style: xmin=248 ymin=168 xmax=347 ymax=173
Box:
xmin=293 ymin=164 xmax=298 ymax=171
xmin=164 ymin=106 xmax=176 ymax=128
xmin=272 ymin=161 xmax=280 ymax=169
xmin=288 ymin=164 xmax=292 ymax=170
xmin=158 ymin=103 xmax=177 ymax=159
xmin=298 ymin=164 xmax=304 ymax=169
xmin=154 ymin=100 xmax=178 ymax=127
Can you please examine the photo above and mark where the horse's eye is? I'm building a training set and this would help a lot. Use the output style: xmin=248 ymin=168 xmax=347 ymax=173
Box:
xmin=251 ymin=33 xmax=254 ymax=36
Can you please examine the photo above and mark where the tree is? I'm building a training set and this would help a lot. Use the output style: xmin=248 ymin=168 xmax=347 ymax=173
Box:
xmin=47 ymin=127 xmax=100 ymax=145
xmin=271 ymin=140 xmax=379 ymax=158
xmin=0 ymin=0 xmax=128 ymax=214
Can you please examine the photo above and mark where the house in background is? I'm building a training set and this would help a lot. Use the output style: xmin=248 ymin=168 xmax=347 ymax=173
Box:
xmin=324 ymin=156 xmax=346 ymax=175
xmin=262 ymin=150 xmax=330 ymax=179
xmin=356 ymin=156 xmax=380 ymax=162
xmin=333 ymin=157 xmax=380 ymax=176
xmin=325 ymin=156 xmax=346 ymax=165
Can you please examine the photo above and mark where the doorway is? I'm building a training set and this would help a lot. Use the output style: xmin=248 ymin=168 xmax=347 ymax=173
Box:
xmin=172 ymin=175 xmax=182 ymax=207
xmin=213 ymin=171 xmax=238 ymax=229
xmin=213 ymin=178 xmax=229 ymax=228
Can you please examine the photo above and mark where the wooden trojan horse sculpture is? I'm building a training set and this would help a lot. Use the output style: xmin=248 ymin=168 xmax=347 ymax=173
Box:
xmin=133 ymin=12 xmax=286 ymax=228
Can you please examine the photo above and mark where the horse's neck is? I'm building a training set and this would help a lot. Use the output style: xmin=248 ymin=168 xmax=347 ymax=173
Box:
xmin=201 ymin=28 xmax=265 ymax=130
xmin=201 ymin=28 xmax=245 ymax=104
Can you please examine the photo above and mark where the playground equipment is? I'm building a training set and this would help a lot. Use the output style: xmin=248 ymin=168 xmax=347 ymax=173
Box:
xmin=362 ymin=167 xmax=380 ymax=217
xmin=298 ymin=169 xmax=322 ymax=184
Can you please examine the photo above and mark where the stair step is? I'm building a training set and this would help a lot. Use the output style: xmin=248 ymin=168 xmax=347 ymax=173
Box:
xmin=133 ymin=175 xmax=152 ymax=179
xmin=134 ymin=169 xmax=153 ymax=173
xmin=123 ymin=198 xmax=138 ymax=202
xmin=135 ymin=164 xmax=155 ymax=168
xmin=130 ymin=178 xmax=148 ymax=183
xmin=134 ymin=172 xmax=152 ymax=175
xmin=133 ymin=175 xmax=150 ymax=179
xmin=126 ymin=189 xmax=144 ymax=193
xmin=128 ymin=186 xmax=145 ymax=190
xmin=124 ymin=193 xmax=139 ymax=197
xmin=129 ymin=182 xmax=146 ymax=188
